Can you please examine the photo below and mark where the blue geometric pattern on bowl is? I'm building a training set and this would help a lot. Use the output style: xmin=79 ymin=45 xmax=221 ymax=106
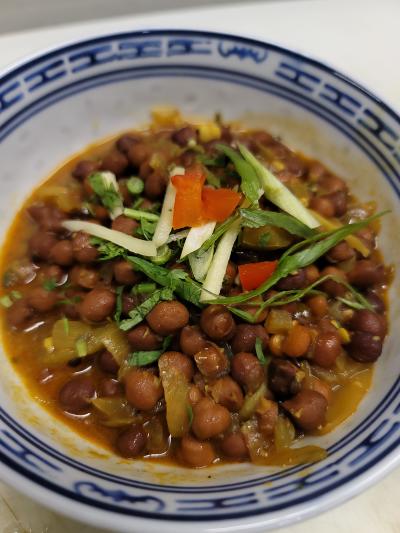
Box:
xmin=0 ymin=30 xmax=399 ymax=531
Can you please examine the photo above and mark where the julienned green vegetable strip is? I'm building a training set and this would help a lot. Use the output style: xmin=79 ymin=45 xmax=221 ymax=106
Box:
xmin=126 ymin=256 xmax=202 ymax=307
xmin=238 ymin=144 xmax=320 ymax=228
xmin=200 ymin=218 xmax=242 ymax=302
xmin=228 ymin=274 xmax=373 ymax=323
xmin=197 ymin=214 xmax=240 ymax=254
xmin=123 ymin=208 xmax=160 ymax=222
xmin=181 ymin=221 xmax=216 ymax=258
xmin=152 ymin=180 xmax=177 ymax=247
xmin=206 ymin=212 xmax=387 ymax=306
xmin=239 ymin=208 xmax=317 ymax=239
xmin=216 ymin=144 xmax=261 ymax=204
xmin=119 ymin=287 xmax=174 ymax=331
xmin=62 ymin=220 xmax=157 ymax=257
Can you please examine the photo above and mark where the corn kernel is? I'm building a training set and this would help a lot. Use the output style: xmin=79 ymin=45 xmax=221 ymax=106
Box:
xmin=338 ymin=327 xmax=351 ymax=344
xmin=269 ymin=334 xmax=284 ymax=356
xmin=272 ymin=159 xmax=285 ymax=172
xmin=151 ymin=106 xmax=182 ymax=127
xmin=198 ymin=122 xmax=221 ymax=143
xmin=44 ymin=337 xmax=54 ymax=353
xmin=330 ymin=319 xmax=340 ymax=329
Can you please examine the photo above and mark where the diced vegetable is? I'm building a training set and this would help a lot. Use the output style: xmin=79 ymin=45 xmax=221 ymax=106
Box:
xmin=309 ymin=209 xmax=370 ymax=257
xmin=240 ymin=225 xmax=293 ymax=250
xmin=146 ymin=415 xmax=169 ymax=454
xmin=152 ymin=180 xmax=177 ymax=247
xmin=201 ymin=187 xmax=241 ymax=222
xmin=239 ymin=383 xmax=267 ymax=421
xmin=238 ymin=260 xmax=278 ymax=291
xmin=274 ymin=415 xmax=295 ymax=451
xmin=62 ymin=220 xmax=157 ymax=257
xmin=241 ymin=418 xmax=270 ymax=463
xmin=150 ymin=244 xmax=173 ymax=265
xmin=265 ymin=309 xmax=293 ymax=334
xmin=172 ymin=167 xmax=206 ymax=229
xmin=126 ymin=177 xmax=144 ymax=195
xmin=92 ymin=397 xmax=138 ymax=427
xmin=98 ymin=322 xmax=130 ymax=364
xmin=200 ymin=218 xmax=241 ymax=301
xmin=239 ymin=144 xmax=320 ymax=228
xmin=158 ymin=360 xmax=190 ymax=437
xmin=181 ymin=221 xmax=216 ymax=258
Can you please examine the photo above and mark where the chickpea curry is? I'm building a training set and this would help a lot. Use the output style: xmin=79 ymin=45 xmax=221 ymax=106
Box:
xmin=0 ymin=109 xmax=390 ymax=468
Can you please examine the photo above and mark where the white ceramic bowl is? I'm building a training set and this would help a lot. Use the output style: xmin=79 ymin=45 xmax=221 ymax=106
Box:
xmin=0 ymin=30 xmax=399 ymax=533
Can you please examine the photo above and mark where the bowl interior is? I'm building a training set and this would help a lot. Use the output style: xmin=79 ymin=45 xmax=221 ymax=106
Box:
xmin=0 ymin=30 xmax=399 ymax=533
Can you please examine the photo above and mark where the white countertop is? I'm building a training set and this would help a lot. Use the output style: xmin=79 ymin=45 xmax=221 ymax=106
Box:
xmin=0 ymin=0 xmax=399 ymax=531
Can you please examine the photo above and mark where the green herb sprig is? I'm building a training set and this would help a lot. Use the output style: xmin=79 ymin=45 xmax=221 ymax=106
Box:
xmin=128 ymin=335 xmax=172 ymax=366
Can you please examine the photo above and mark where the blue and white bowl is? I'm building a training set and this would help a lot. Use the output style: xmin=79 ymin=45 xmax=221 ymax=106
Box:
xmin=0 ymin=30 xmax=399 ymax=532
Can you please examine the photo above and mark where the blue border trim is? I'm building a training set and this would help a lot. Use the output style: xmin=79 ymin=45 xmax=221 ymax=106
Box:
xmin=0 ymin=29 xmax=399 ymax=522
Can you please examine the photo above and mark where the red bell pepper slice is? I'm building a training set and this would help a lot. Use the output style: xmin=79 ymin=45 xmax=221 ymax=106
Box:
xmin=171 ymin=166 xmax=206 ymax=229
xmin=201 ymin=187 xmax=242 ymax=222
xmin=238 ymin=260 xmax=278 ymax=291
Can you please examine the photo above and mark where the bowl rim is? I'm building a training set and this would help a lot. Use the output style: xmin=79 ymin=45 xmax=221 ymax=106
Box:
xmin=0 ymin=27 xmax=399 ymax=533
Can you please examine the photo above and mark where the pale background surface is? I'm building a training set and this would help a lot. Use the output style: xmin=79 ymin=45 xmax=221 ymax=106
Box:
xmin=0 ymin=0 xmax=399 ymax=531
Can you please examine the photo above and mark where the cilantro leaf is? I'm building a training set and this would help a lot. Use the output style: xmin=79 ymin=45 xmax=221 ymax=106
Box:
xmin=114 ymin=285 xmax=125 ymax=324
xmin=43 ymin=278 xmax=57 ymax=291
xmin=89 ymin=172 xmax=123 ymax=217
xmin=217 ymin=144 xmax=260 ymax=204
xmin=90 ymin=237 xmax=126 ymax=261
xmin=240 ymin=208 xmax=316 ymax=238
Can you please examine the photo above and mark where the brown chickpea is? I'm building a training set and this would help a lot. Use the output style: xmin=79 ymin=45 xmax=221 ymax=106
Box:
xmin=200 ymin=304 xmax=236 ymax=341
xmin=283 ymin=390 xmax=328 ymax=431
xmin=320 ymin=266 xmax=347 ymax=297
xmin=220 ymin=432 xmax=248 ymax=460
xmin=70 ymin=265 xmax=100 ymax=289
xmin=348 ymin=331 xmax=383 ymax=362
xmin=7 ymin=299 xmax=34 ymax=329
xmin=179 ymin=325 xmax=208 ymax=357
xmin=101 ymin=150 xmax=129 ymax=175
xmin=50 ymin=240 xmax=74 ymax=266
xmin=180 ymin=435 xmax=216 ymax=468
xmin=309 ymin=195 xmax=335 ymax=217
xmin=72 ymin=232 xmax=99 ymax=263
xmin=98 ymin=350 xmax=119 ymax=374
xmin=28 ymin=204 xmax=66 ymax=233
xmin=256 ymin=398 xmax=279 ymax=437
xmin=59 ymin=376 xmax=96 ymax=414
xmin=209 ymin=376 xmax=244 ymax=411
xmin=348 ymin=260 xmax=386 ymax=288
xmin=327 ymin=241 xmax=355 ymax=263
xmin=72 ymin=159 xmax=99 ymax=180
xmin=146 ymin=301 xmax=189 ymax=336
xmin=99 ymin=378 xmax=122 ymax=397
xmin=79 ymin=288 xmax=115 ymax=322
xmin=124 ymin=369 xmax=163 ymax=411
xmin=305 ymin=265 xmax=320 ymax=284
xmin=318 ymin=174 xmax=347 ymax=194
xmin=268 ymin=359 xmax=302 ymax=398
xmin=349 ymin=309 xmax=386 ymax=338
xmin=192 ymin=397 xmax=231 ymax=440
xmin=127 ymin=142 xmax=150 ymax=166
xmin=307 ymin=295 xmax=328 ymax=318
xmin=223 ymin=261 xmax=237 ymax=290
xmin=231 ymin=352 xmax=264 ymax=392
xmin=158 ymin=351 xmax=194 ymax=381
xmin=144 ymin=172 xmax=167 ymax=199
xmin=127 ymin=324 xmax=163 ymax=351
xmin=172 ymin=126 xmax=198 ymax=146
xmin=194 ymin=343 xmax=229 ymax=379
xmin=116 ymin=133 xmax=141 ymax=154
xmin=116 ymin=424 xmax=147 ymax=458
xmin=29 ymin=231 xmax=57 ymax=261
xmin=313 ymin=331 xmax=341 ymax=368
xmin=27 ymin=287 xmax=58 ymax=312
xmin=111 ymin=215 xmax=138 ymax=236
xmin=113 ymin=260 xmax=140 ymax=285
xmin=231 ymin=324 xmax=269 ymax=354
xmin=282 ymin=324 xmax=311 ymax=358
xmin=302 ymin=376 xmax=332 ymax=403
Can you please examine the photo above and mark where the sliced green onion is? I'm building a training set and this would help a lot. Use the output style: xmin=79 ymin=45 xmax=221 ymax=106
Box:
xmin=151 ymin=244 xmax=173 ymax=265
xmin=132 ymin=282 xmax=157 ymax=295
xmin=11 ymin=290 xmax=22 ymax=300
xmin=75 ymin=338 xmax=88 ymax=358
xmin=62 ymin=316 xmax=70 ymax=335
xmin=0 ymin=295 xmax=13 ymax=308
xmin=123 ymin=208 xmax=159 ymax=221
xmin=126 ymin=177 xmax=144 ymax=195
